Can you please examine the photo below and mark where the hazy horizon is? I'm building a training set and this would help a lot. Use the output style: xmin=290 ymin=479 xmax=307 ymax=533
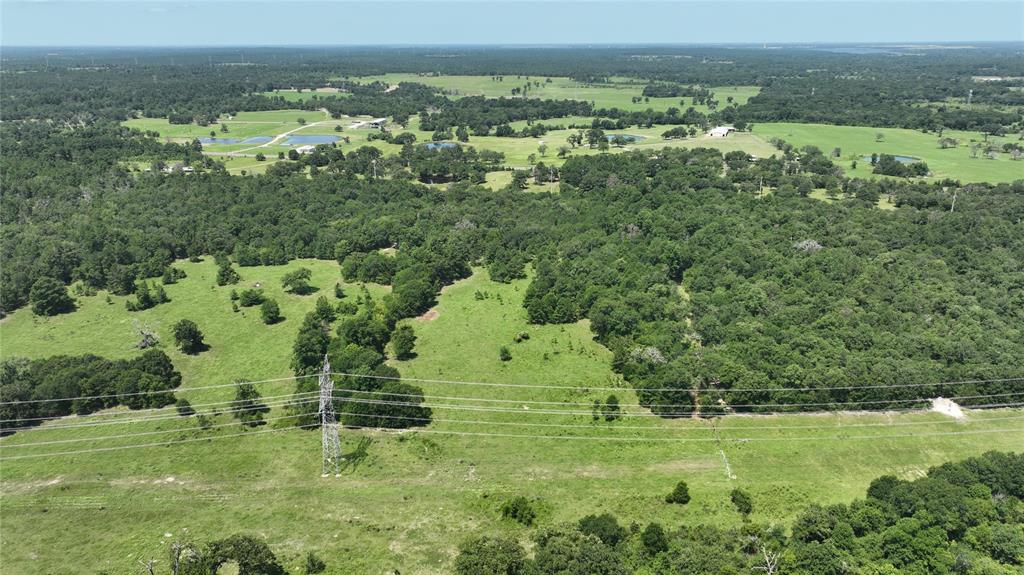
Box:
xmin=2 ymin=1 xmax=1022 ymax=47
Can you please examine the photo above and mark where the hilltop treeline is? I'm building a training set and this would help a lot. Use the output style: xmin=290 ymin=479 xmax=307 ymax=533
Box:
xmin=4 ymin=121 xmax=1023 ymax=413
xmin=0 ymin=350 xmax=181 ymax=433
xmin=455 ymin=451 xmax=1024 ymax=575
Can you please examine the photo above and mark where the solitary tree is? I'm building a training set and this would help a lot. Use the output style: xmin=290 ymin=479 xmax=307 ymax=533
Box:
xmin=232 ymin=380 xmax=268 ymax=427
xmin=29 ymin=277 xmax=75 ymax=316
xmin=260 ymin=298 xmax=282 ymax=324
xmin=731 ymin=488 xmax=753 ymax=517
xmin=665 ymin=480 xmax=691 ymax=505
xmin=172 ymin=319 xmax=206 ymax=354
xmin=391 ymin=325 xmax=417 ymax=360
xmin=281 ymin=267 xmax=313 ymax=294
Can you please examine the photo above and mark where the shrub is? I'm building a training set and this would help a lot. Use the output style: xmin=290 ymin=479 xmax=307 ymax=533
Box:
xmin=578 ymin=513 xmax=627 ymax=546
xmin=175 ymin=398 xmax=195 ymax=417
xmin=391 ymin=325 xmax=416 ymax=360
xmin=641 ymin=523 xmax=669 ymax=554
xmin=665 ymin=480 xmax=691 ymax=505
xmin=731 ymin=488 xmax=753 ymax=517
xmin=499 ymin=346 xmax=512 ymax=362
xmin=239 ymin=288 xmax=264 ymax=307
xmin=336 ymin=301 xmax=358 ymax=315
xmin=303 ymin=551 xmax=326 ymax=574
xmin=455 ymin=537 xmax=525 ymax=575
xmin=500 ymin=496 xmax=536 ymax=526
xmin=513 ymin=331 xmax=530 ymax=343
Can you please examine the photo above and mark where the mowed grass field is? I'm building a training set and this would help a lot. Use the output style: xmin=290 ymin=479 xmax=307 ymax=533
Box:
xmin=754 ymin=123 xmax=1024 ymax=184
xmin=2 ymin=262 xmax=1023 ymax=574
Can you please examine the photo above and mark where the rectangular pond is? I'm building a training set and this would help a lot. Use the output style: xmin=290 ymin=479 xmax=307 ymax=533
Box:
xmin=280 ymin=135 xmax=340 ymax=146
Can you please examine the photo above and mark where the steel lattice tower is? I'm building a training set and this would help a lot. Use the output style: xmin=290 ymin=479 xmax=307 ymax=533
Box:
xmin=319 ymin=354 xmax=342 ymax=477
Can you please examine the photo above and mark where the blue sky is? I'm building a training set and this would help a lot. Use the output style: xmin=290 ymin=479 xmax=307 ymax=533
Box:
xmin=2 ymin=1 xmax=1022 ymax=46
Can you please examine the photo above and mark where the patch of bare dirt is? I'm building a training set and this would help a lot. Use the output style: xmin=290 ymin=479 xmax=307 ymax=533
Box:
xmin=417 ymin=309 xmax=439 ymax=321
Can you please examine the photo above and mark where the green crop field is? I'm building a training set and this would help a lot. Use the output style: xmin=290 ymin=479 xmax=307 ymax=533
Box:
xmin=2 ymin=262 xmax=1022 ymax=574
xmin=754 ymin=123 xmax=1023 ymax=183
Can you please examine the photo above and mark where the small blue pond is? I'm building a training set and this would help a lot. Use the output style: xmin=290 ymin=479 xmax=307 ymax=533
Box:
xmin=864 ymin=155 xmax=919 ymax=164
xmin=425 ymin=142 xmax=459 ymax=150
xmin=199 ymin=137 xmax=241 ymax=145
xmin=607 ymin=134 xmax=646 ymax=142
xmin=280 ymin=135 xmax=340 ymax=146
xmin=241 ymin=136 xmax=273 ymax=144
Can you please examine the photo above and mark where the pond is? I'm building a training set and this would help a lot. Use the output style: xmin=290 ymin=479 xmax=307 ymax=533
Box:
xmin=425 ymin=142 xmax=459 ymax=150
xmin=241 ymin=136 xmax=273 ymax=144
xmin=607 ymin=134 xmax=646 ymax=142
xmin=864 ymin=154 xmax=920 ymax=164
xmin=199 ymin=137 xmax=240 ymax=145
xmin=280 ymin=135 xmax=340 ymax=146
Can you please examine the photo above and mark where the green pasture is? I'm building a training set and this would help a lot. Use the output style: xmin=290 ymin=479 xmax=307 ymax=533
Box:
xmin=0 ymin=259 xmax=389 ymax=405
xmin=349 ymin=73 xmax=759 ymax=113
xmin=2 ymin=265 xmax=1022 ymax=574
xmin=754 ymin=122 xmax=1023 ymax=184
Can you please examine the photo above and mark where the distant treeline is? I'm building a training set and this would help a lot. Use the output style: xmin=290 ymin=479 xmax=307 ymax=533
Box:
xmin=3 ymin=46 xmax=1021 ymax=131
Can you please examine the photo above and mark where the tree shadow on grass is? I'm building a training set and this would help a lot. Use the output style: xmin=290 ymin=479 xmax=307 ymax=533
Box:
xmin=182 ymin=341 xmax=211 ymax=355
xmin=289 ymin=285 xmax=320 ymax=296
xmin=339 ymin=436 xmax=373 ymax=473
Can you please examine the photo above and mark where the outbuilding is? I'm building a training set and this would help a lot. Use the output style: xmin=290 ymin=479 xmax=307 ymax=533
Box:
xmin=708 ymin=126 xmax=736 ymax=137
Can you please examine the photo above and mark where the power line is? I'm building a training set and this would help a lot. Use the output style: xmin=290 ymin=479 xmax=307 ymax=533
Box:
xmin=0 ymin=397 xmax=319 ymax=433
xmin=322 ymin=388 xmax=1024 ymax=410
xmin=335 ymin=396 xmax=1024 ymax=418
xmin=0 ymin=422 xmax=318 ymax=461
xmin=10 ymin=409 xmax=1023 ymax=451
xmin=3 ymin=372 xmax=1021 ymax=407
xmin=0 ymin=411 xmax=321 ymax=449
xmin=4 ymin=421 xmax=1021 ymax=462
xmin=0 ymin=391 xmax=320 ymax=424
xmin=325 ymin=372 xmax=1024 ymax=392
xmin=0 ymin=373 xmax=316 ymax=406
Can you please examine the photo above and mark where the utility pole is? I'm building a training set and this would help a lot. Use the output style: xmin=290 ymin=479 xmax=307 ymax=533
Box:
xmin=319 ymin=354 xmax=342 ymax=477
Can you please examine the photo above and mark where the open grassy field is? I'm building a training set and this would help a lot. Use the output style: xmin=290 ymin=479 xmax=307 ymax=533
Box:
xmin=754 ymin=122 xmax=1023 ymax=183
xmin=0 ymin=259 xmax=389 ymax=405
xmin=2 ymin=263 xmax=1022 ymax=574
xmin=342 ymin=74 xmax=759 ymax=114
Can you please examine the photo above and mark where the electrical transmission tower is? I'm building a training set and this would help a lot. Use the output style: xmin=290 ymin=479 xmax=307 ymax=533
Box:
xmin=319 ymin=355 xmax=342 ymax=477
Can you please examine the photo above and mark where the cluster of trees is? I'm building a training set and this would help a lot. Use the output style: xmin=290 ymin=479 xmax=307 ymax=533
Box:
xmin=871 ymin=154 xmax=931 ymax=178
xmin=287 ymin=275 xmax=436 ymax=429
xmin=418 ymin=95 xmax=593 ymax=134
xmin=641 ymin=83 xmax=715 ymax=100
xmin=741 ymin=76 xmax=1022 ymax=131
xmin=0 ymin=350 xmax=181 ymax=432
xmin=455 ymin=451 xmax=1024 ymax=575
